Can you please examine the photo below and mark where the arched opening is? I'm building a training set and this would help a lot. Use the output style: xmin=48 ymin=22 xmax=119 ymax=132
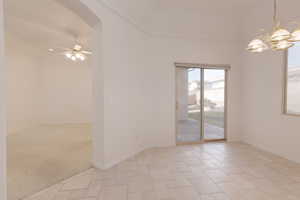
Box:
xmin=4 ymin=0 xmax=102 ymax=199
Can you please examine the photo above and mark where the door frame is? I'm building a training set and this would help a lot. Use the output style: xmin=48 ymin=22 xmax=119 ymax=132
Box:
xmin=174 ymin=62 xmax=230 ymax=145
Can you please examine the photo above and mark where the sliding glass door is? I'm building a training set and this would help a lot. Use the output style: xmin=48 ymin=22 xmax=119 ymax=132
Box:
xmin=176 ymin=66 xmax=227 ymax=144
xmin=176 ymin=68 xmax=202 ymax=143
xmin=203 ymin=69 xmax=225 ymax=140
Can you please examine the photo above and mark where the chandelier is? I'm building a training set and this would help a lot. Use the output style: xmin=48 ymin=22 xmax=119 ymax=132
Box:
xmin=247 ymin=0 xmax=300 ymax=53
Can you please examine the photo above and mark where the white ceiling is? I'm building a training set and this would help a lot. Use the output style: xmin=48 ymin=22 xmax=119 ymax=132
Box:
xmin=4 ymin=0 xmax=93 ymax=50
xmin=101 ymin=0 xmax=261 ymax=40
xmin=4 ymin=0 xmax=262 ymax=48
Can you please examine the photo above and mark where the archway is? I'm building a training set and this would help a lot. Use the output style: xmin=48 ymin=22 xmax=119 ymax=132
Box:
xmin=2 ymin=0 xmax=103 ymax=199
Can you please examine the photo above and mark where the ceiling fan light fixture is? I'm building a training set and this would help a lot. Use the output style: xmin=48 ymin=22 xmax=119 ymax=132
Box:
xmin=50 ymin=43 xmax=91 ymax=61
xmin=75 ymin=53 xmax=81 ymax=58
xmin=76 ymin=53 xmax=84 ymax=58
xmin=65 ymin=52 xmax=72 ymax=58
xmin=79 ymin=55 xmax=86 ymax=61
xmin=71 ymin=55 xmax=77 ymax=61
xmin=74 ymin=44 xmax=82 ymax=51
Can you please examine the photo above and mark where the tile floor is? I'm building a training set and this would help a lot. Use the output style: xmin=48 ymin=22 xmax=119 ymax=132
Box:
xmin=177 ymin=119 xmax=224 ymax=143
xmin=24 ymin=142 xmax=300 ymax=200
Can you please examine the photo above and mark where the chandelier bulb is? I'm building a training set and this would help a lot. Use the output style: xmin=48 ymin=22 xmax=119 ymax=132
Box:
xmin=290 ymin=29 xmax=300 ymax=42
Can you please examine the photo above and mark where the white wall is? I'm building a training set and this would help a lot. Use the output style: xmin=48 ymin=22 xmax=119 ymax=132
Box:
xmin=0 ymin=0 xmax=6 ymax=197
xmin=39 ymin=55 xmax=92 ymax=124
xmin=5 ymin=34 xmax=41 ymax=134
xmin=149 ymin=37 xmax=243 ymax=143
xmin=90 ymin=23 xmax=104 ymax=168
xmin=83 ymin=0 xmax=243 ymax=169
xmin=0 ymin=0 xmax=245 ymax=196
xmin=241 ymin=1 xmax=300 ymax=163
xmin=2 ymin=0 xmax=245 ymax=186
xmin=83 ymin=0 xmax=166 ymax=168
xmin=1 ymin=0 xmax=300 ymax=198
xmin=92 ymin=1 xmax=154 ymax=168
xmin=5 ymin=34 xmax=93 ymax=134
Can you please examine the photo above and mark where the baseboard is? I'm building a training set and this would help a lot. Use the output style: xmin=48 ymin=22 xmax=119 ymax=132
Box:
xmin=241 ymin=140 xmax=300 ymax=164
xmin=91 ymin=159 xmax=105 ymax=170
xmin=92 ymin=142 xmax=178 ymax=170
xmin=94 ymin=147 xmax=147 ymax=170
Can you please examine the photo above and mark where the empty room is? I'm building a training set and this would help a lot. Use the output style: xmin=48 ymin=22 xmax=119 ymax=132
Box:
xmin=4 ymin=0 xmax=94 ymax=199
xmin=0 ymin=0 xmax=300 ymax=200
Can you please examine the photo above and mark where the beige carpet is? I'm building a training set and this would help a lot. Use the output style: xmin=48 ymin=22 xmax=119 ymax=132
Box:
xmin=7 ymin=124 xmax=92 ymax=200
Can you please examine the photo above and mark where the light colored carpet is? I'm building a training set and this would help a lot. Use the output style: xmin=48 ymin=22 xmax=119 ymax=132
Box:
xmin=7 ymin=124 xmax=92 ymax=200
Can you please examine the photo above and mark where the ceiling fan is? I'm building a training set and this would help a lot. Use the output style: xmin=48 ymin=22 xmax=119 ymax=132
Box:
xmin=48 ymin=44 xmax=92 ymax=62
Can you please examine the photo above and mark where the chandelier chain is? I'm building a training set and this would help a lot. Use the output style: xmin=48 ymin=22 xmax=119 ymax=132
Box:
xmin=273 ymin=0 xmax=277 ymax=25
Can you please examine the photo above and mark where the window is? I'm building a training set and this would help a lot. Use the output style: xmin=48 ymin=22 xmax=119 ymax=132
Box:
xmin=284 ymin=42 xmax=300 ymax=115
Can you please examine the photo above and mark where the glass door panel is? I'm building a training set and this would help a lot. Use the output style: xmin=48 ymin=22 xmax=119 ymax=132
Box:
xmin=176 ymin=68 xmax=202 ymax=143
xmin=203 ymin=69 xmax=225 ymax=140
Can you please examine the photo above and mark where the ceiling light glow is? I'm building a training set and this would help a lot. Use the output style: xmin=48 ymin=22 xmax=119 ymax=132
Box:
xmin=50 ymin=44 xmax=91 ymax=62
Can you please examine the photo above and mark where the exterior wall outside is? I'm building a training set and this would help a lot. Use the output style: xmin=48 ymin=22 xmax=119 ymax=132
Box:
xmin=204 ymin=82 xmax=225 ymax=110
xmin=188 ymin=80 xmax=225 ymax=110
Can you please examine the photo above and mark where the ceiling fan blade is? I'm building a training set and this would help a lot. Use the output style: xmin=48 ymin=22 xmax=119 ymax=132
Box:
xmin=49 ymin=49 xmax=71 ymax=55
xmin=81 ymin=50 xmax=92 ymax=55
xmin=49 ymin=47 xmax=72 ymax=51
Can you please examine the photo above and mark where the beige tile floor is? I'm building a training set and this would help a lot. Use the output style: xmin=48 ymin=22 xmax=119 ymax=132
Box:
xmin=24 ymin=142 xmax=300 ymax=200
